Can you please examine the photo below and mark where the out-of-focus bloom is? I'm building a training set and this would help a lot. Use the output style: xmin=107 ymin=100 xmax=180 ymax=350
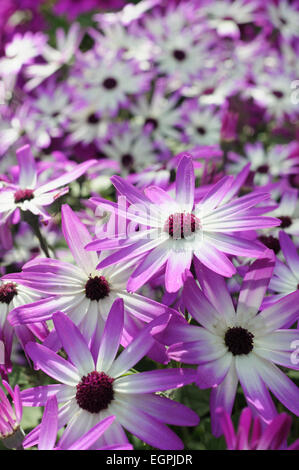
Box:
xmin=24 ymin=24 xmax=83 ymax=91
xmin=0 ymin=380 xmax=24 ymax=449
xmin=0 ymin=145 xmax=96 ymax=224
xmin=267 ymin=1 xmax=299 ymax=40
xmin=217 ymin=407 xmax=299 ymax=450
xmin=88 ymin=155 xmax=279 ymax=292
xmin=21 ymin=306 xmax=198 ymax=450
xmin=161 ymin=255 xmax=299 ymax=435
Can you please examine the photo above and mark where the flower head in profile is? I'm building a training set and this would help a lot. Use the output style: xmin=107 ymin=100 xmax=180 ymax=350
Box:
xmin=88 ymin=154 xmax=280 ymax=293
xmin=217 ymin=407 xmax=299 ymax=450
xmin=0 ymin=380 xmax=24 ymax=450
xmin=22 ymin=301 xmax=198 ymax=450
xmin=0 ymin=145 xmax=96 ymax=224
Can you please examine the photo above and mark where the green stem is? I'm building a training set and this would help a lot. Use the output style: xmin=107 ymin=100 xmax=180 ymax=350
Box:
xmin=23 ymin=212 xmax=51 ymax=258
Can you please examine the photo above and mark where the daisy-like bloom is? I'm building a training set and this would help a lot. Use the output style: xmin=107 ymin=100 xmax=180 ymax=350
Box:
xmin=0 ymin=145 xmax=96 ymax=224
xmin=25 ymin=82 xmax=70 ymax=149
xmin=7 ymin=204 xmax=175 ymax=362
xmin=217 ymin=407 xmax=299 ymax=450
xmin=0 ymin=380 xmax=24 ymax=450
xmin=181 ymin=102 xmax=221 ymax=147
xmin=227 ymin=143 xmax=299 ymax=186
xmin=100 ymin=125 xmax=157 ymax=175
xmin=87 ymin=154 xmax=280 ymax=293
xmin=153 ymin=28 xmax=206 ymax=85
xmin=0 ymin=278 xmax=45 ymax=376
xmin=77 ymin=55 xmax=149 ymax=115
xmin=21 ymin=305 xmax=198 ymax=450
xmin=130 ymin=81 xmax=182 ymax=142
xmin=163 ymin=255 xmax=299 ymax=436
xmin=263 ymin=231 xmax=299 ymax=307
xmin=33 ymin=395 xmax=132 ymax=450
xmin=250 ymin=72 xmax=299 ymax=121
xmin=267 ymin=0 xmax=299 ymax=40
xmin=24 ymin=23 xmax=83 ymax=92
xmin=65 ymin=101 xmax=110 ymax=145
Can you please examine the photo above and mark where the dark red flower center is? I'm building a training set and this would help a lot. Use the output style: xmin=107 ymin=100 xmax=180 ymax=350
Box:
xmin=144 ymin=117 xmax=158 ymax=130
xmin=121 ymin=153 xmax=134 ymax=168
xmin=0 ymin=282 xmax=18 ymax=304
xmin=279 ymin=216 xmax=292 ymax=229
xmin=196 ymin=126 xmax=206 ymax=135
xmin=256 ymin=164 xmax=269 ymax=174
xmin=272 ymin=90 xmax=284 ymax=99
xmin=102 ymin=77 xmax=118 ymax=90
xmin=258 ymin=235 xmax=280 ymax=254
xmin=87 ymin=113 xmax=100 ymax=124
xmin=14 ymin=189 xmax=34 ymax=203
xmin=225 ymin=326 xmax=254 ymax=356
xmin=165 ymin=213 xmax=200 ymax=239
xmin=172 ymin=49 xmax=187 ymax=61
xmin=85 ymin=276 xmax=110 ymax=301
xmin=76 ymin=371 xmax=114 ymax=414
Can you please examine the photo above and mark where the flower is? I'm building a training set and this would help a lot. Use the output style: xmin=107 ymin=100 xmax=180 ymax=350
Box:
xmin=21 ymin=303 xmax=198 ymax=450
xmin=0 ymin=380 xmax=24 ymax=449
xmin=163 ymin=255 xmax=299 ymax=436
xmin=88 ymin=154 xmax=279 ymax=293
xmin=0 ymin=145 xmax=96 ymax=224
xmin=217 ymin=407 xmax=299 ymax=450
xmin=7 ymin=204 xmax=176 ymax=363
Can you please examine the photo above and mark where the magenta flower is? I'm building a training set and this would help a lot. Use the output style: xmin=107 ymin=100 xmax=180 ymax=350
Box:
xmin=6 ymin=204 xmax=176 ymax=363
xmin=0 ymin=145 xmax=96 ymax=224
xmin=0 ymin=380 xmax=24 ymax=449
xmin=21 ymin=302 xmax=198 ymax=450
xmin=161 ymin=255 xmax=299 ymax=436
xmin=87 ymin=154 xmax=280 ymax=292
xmin=217 ymin=407 xmax=299 ymax=450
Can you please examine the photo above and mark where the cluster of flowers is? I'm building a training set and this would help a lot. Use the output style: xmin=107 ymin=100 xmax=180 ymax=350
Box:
xmin=0 ymin=0 xmax=299 ymax=451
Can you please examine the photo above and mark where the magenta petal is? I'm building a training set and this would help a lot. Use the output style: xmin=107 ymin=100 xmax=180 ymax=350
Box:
xmin=16 ymin=145 xmax=37 ymax=189
xmin=237 ymin=253 xmax=275 ymax=317
xmin=175 ymin=154 xmax=195 ymax=210
xmin=130 ymin=393 xmax=199 ymax=427
xmin=61 ymin=204 xmax=98 ymax=274
xmin=114 ymin=368 xmax=196 ymax=393
xmin=96 ymin=298 xmax=124 ymax=372
xmin=53 ymin=312 xmax=94 ymax=376
xmin=111 ymin=399 xmax=184 ymax=450
xmin=38 ymin=395 xmax=58 ymax=450
xmin=35 ymin=159 xmax=96 ymax=195
xmin=25 ymin=342 xmax=80 ymax=386
xmin=108 ymin=313 xmax=170 ymax=378
xmin=67 ymin=416 xmax=115 ymax=450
